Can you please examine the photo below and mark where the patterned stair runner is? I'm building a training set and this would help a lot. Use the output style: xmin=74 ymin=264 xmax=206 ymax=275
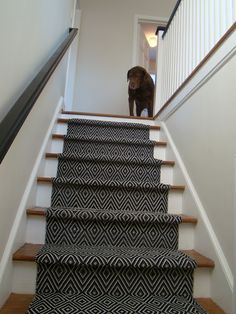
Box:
xmin=27 ymin=119 xmax=207 ymax=313
xmin=57 ymin=153 xmax=162 ymax=182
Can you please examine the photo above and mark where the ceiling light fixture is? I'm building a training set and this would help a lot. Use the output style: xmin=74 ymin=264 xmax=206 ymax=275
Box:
xmin=147 ymin=36 xmax=157 ymax=48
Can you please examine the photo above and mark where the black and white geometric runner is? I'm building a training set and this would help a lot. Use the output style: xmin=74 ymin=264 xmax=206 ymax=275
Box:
xmin=27 ymin=119 xmax=207 ymax=313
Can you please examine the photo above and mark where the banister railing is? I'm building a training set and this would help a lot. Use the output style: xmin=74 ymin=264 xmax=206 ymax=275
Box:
xmin=155 ymin=0 xmax=236 ymax=115
xmin=0 ymin=28 xmax=78 ymax=164
xmin=162 ymin=0 xmax=182 ymax=38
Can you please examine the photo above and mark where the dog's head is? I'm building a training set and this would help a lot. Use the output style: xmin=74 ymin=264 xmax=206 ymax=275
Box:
xmin=127 ymin=66 xmax=148 ymax=90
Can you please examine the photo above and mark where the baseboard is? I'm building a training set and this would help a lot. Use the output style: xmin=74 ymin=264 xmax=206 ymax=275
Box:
xmin=0 ymin=97 xmax=64 ymax=307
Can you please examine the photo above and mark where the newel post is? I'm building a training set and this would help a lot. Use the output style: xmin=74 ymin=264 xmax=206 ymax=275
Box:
xmin=154 ymin=28 xmax=165 ymax=116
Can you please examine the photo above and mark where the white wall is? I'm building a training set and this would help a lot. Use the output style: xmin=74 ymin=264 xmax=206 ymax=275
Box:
xmin=163 ymin=53 xmax=236 ymax=312
xmin=0 ymin=0 xmax=75 ymax=122
xmin=0 ymin=0 xmax=75 ymax=306
xmin=73 ymin=0 xmax=176 ymax=115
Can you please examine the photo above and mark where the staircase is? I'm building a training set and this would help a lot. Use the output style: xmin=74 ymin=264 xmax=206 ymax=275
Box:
xmin=0 ymin=112 xmax=225 ymax=313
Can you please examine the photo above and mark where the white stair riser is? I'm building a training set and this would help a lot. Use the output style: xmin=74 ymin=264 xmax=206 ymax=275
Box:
xmin=48 ymin=140 xmax=166 ymax=160
xmin=12 ymin=261 xmax=211 ymax=297
xmin=12 ymin=262 xmax=36 ymax=294
xmin=43 ymin=158 xmax=58 ymax=177
xmin=25 ymin=215 xmax=194 ymax=249
xmin=161 ymin=165 xmax=173 ymax=184
xmin=35 ymin=183 xmax=182 ymax=213
xmin=55 ymin=123 xmax=160 ymax=142
xmin=193 ymin=268 xmax=211 ymax=297
xmin=49 ymin=138 xmax=64 ymax=153
xmin=26 ymin=216 xmax=46 ymax=244
xmin=58 ymin=114 xmax=158 ymax=126
xmin=41 ymin=158 xmax=174 ymax=185
xmin=36 ymin=184 xmax=52 ymax=207
xmin=47 ymin=140 xmax=166 ymax=162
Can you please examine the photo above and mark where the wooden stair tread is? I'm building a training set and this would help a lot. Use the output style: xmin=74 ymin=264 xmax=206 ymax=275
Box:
xmin=0 ymin=293 xmax=34 ymax=314
xmin=181 ymin=249 xmax=215 ymax=268
xmin=51 ymin=133 xmax=167 ymax=146
xmin=13 ymin=243 xmax=214 ymax=268
xmin=45 ymin=152 xmax=175 ymax=166
xmin=196 ymin=298 xmax=225 ymax=314
xmin=0 ymin=293 xmax=225 ymax=314
xmin=13 ymin=243 xmax=43 ymax=261
xmin=61 ymin=109 xmax=154 ymax=120
xmin=57 ymin=118 xmax=160 ymax=130
xmin=26 ymin=207 xmax=197 ymax=224
xmin=36 ymin=176 xmax=185 ymax=191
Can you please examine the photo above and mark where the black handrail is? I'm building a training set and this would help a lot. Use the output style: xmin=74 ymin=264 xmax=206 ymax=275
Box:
xmin=0 ymin=28 xmax=78 ymax=164
xmin=162 ymin=0 xmax=182 ymax=38
xmin=155 ymin=26 xmax=166 ymax=35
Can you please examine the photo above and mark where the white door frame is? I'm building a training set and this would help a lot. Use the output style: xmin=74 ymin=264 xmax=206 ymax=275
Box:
xmin=132 ymin=15 xmax=168 ymax=67
xmin=132 ymin=15 xmax=167 ymax=116
xmin=64 ymin=1 xmax=81 ymax=111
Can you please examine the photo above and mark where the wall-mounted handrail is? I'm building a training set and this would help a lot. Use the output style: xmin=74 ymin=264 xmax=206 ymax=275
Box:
xmin=162 ymin=0 xmax=182 ymax=38
xmin=0 ymin=28 xmax=78 ymax=164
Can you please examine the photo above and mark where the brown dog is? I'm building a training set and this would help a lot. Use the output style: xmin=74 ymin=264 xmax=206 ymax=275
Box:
xmin=127 ymin=66 xmax=154 ymax=117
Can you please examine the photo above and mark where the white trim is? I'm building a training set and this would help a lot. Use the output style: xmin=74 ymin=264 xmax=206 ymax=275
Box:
xmin=162 ymin=121 xmax=234 ymax=291
xmin=159 ymin=27 xmax=236 ymax=121
xmin=64 ymin=6 xmax=81 ymax=111
xmin=132 ymin=14 xmax=168 ymax=67
xmin=234 ymin=155 xmax=236 ymax=313
xmin=0 ymin=97 xmax=63 ymax=304
xmin=71 ymin=0 xmax=77 ymax=27
xmin=63 ymin=0 xmax=77 ymax=110
xmin=64 ymin=47 xmax=72 ymax=111
xmin=154 ymin=30 xmax=164 ymax=115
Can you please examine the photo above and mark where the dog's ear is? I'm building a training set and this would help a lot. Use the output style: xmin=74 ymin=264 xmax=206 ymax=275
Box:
xmin=127 ymin=69 xmax=131 ymax=81
xmin=142 ymin=70 xmax=152 ymax=84
xmin=140 ymin=67 xmax=148 ymax=79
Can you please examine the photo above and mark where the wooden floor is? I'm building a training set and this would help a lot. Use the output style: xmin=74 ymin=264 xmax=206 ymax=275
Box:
xmin=0 ymin=294 xmax=225 ymax=314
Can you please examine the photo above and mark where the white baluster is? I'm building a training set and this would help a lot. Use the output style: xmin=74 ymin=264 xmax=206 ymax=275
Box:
xmin=162 ymin=36 xmax=167 ymax=104
xmin=175 ymin=7 xmax=181 ymax=92
xmin=168 ymin=24 xmax=173 ymax=97
xmin=168 ymin=25 xmax=173 ymax=96
xmin=233 ymin=0 xmax=236 ymax=24
xmin=192 ymin=0 xmax=197 ymax=69
xmin=171 ymin=15 xmax=179 ymax=94
xmin=171 ymin=21 xmax=176 ymax=95
xmin=178 ymin=1 xmax=185 ymax=85
xmin=214 ymin=0 xmax=221 ymax=42
xmin=228 ymin=0 xmax=234 ymax=28
xmin=183 ymin=0 xmax=188 ymax=81
xmin=200 ymin=0 xmax=206 ymax=60
xmin=165 ymin=35 xmax=171 ymax=104
xmin=209 ymin=0 xmax=215 ymax=50
xmin=188 ymin=0 xmax=194 ymax=75
xmin=204 ymin=0 xmax=210 ymax=56
xmin=184 ymin=0 xmax=189 ymax=78
xmin=155 ymin=31 xmax=164 ymax=112
xmin=220 ymin=0 xmax=227 ymax=35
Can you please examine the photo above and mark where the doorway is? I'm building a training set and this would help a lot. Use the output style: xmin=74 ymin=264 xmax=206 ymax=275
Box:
xmin=132 ymin=15 xmax=167 ymax=116
xmin=133 ymin=16 xmax=167 ymax=79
